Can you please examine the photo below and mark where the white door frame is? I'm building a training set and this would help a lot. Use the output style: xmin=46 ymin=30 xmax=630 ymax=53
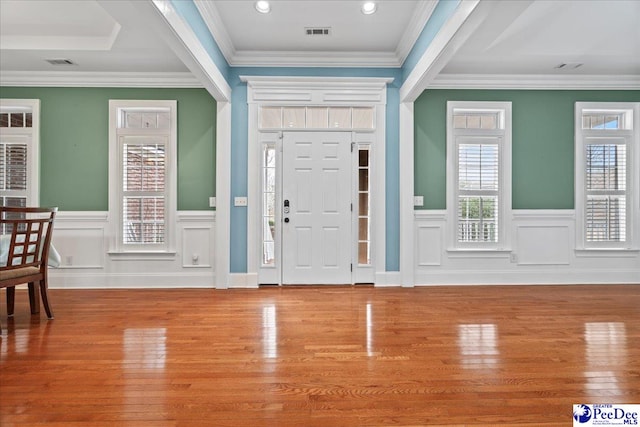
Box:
xmin=243 ymin=76 xmax=391 ymax=286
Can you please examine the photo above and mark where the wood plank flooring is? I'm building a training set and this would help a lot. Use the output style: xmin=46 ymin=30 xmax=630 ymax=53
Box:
xmin=1 ymin=285 xmax=639 ymax=426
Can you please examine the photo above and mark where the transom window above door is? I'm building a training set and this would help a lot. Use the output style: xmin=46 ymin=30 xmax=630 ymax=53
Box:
xmin=259 ymin=106 xmax=375 ymax=130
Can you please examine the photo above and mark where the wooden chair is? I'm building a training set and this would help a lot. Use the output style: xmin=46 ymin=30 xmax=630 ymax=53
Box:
xmin=0 ymin=206 xmax=58 ymax=330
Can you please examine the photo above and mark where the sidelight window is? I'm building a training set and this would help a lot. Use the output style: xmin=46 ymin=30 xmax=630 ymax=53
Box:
xmin=358 ymin=148 xmax=371 ymax=265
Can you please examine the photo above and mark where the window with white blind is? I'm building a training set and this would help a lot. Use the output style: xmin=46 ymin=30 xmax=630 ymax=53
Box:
xmin=447 ymin=101 xmax=512 ymax=250
xmin=0 ymin=99 xmax=39 ymax=210
xmin=575 ymin=102 xmax=639 ymax=250
xmin=109 ymin=100 xmax=177 ymax=253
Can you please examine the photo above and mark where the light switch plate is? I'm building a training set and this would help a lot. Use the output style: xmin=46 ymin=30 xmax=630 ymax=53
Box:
xmin=234 ymin=197 xmax=248 ymax=207
xmin=413 ymin=196 xmax=424 ymax=207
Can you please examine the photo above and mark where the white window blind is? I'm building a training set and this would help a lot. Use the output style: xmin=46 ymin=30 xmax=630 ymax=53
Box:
xmin=121 ymin=138 xmax=166 ymax=244
xmin=585 ymin=144 xmax=627 ymax=242
xmin=1 ymin=143 xmax=27 ymax=190
xmin=458 ymin=143 xmax=499 ymax=243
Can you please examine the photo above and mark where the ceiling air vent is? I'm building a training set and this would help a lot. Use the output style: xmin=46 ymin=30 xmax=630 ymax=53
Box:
xmin=305 ymin=27 xmax=331 ymax=36
xmin=46 ymin=59 xmax=77 ymax=66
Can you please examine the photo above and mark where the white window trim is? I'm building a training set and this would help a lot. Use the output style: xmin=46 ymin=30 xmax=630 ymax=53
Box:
xmin=0 ymin=99 xmax=40 ymax=206
xmin=446 ymin=101 xmax=512 ymax=252
xmin=575 ymin=102 xmax=640 ymax=252
xmin=108 ymin=99 xmax=177 ymax=255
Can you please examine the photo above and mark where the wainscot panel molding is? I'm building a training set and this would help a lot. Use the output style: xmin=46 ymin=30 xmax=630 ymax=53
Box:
xmin=414 ymin=209 xmax=640 ymax=285
xmin=414 ymin=210 xmax=446 ymax=267
xmin=49 ymin=211 xmax=216 ymax=289
xmin=52 ymin=211 xmax=108 ymax=270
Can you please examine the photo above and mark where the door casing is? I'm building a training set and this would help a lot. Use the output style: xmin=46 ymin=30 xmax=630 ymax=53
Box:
xmin=244 ymin=76 xmax=390 ymax=287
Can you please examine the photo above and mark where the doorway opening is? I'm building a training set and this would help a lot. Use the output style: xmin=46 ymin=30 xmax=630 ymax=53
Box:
xmin=243 ymin=76 xmax=390 ymax=286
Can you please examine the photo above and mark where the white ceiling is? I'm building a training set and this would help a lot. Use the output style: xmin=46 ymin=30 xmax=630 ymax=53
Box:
xmin=198 ymin=0 xmax=433 ymax=66
xmin=0 ymin=0 xmax=638 ymax=82
xmin=441 ymin=0 xmax=640 ymax=76
xmin=0 ymin=0 xmax=188 ymax=73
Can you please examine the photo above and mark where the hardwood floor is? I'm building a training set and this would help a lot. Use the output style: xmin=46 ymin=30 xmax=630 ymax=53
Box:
xmin=1 ymin=285 xmax=639 ymax=426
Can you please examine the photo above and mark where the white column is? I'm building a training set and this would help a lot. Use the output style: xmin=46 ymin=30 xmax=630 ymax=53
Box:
xmin=399 ymin=101 xmax=415 ymax=287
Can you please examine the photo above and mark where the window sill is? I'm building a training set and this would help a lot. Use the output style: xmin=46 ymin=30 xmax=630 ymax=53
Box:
xmin=575 ymin=248 xmax=639 ymax=258
xmin=108 ymin=251 xmax=177 ymax=261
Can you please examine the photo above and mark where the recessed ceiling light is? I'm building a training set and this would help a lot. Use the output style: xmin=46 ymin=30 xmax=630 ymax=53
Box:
xmin=361 ymin=1 xmax=377 ymax=15
xmin=255 ymin=1 xmax=270 ymax=14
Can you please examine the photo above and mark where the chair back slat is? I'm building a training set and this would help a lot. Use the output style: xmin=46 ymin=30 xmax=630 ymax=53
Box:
xmin=1 ymin=207 xmax=57 ymax=271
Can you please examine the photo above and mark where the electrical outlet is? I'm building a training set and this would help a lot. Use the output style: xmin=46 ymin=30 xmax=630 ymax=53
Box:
xmin=209 ymin=197 xmax=216 ymax=208
xmin=413 ymin=196 xmax=424 ymax=207
xmin=234 ymin=197 xmax=248 ymax=207
xmin=510 ymin=253 xmax=518 ymax=263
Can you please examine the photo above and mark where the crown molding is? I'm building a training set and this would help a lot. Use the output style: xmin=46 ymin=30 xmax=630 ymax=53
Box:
xmin=396 ymin=0 xmax=438 ymax=66
xmin=0 ymin=71 xmax=202 ymax=88
xmin=231 ymin=50 xmax=401 ymax=68
xmin=240 ymin=75 xmax=394 ymax=89
xmin=193 ymin=0 xmax=236 ymax=65
xmin=430 ymin=74 xmax=640 ymax=90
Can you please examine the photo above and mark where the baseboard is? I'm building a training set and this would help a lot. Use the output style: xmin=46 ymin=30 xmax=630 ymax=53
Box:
xmin=228 ymin=273 xmax=259 ymax=289
xmin=374 ymin=271 xmax=402 ymax=287
xmin=48 ymin=271 xmax=216 ymax=289
xmin=414 ymin=269 xmax=640 ymax=286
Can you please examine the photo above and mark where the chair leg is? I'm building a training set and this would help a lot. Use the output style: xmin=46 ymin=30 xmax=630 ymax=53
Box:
xmin=39 ymin=279 xmax=54 ymax=319
xmin=28 ymin=283 xmax=40 ymax=314
xmin=7 ymin=287 xmax=16 ymax=316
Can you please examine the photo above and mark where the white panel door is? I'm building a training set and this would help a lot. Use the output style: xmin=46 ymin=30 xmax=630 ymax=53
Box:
xmin=282 ymin=132 xmax=352 ymax=284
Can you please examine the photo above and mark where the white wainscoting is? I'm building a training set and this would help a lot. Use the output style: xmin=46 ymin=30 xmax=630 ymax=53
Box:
xmin=49 ymin=211 xmax=216 ymax=289
xmin=414 ymin=210 xmax=640 ymax=285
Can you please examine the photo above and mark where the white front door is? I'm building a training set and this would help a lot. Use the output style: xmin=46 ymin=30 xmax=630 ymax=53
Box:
xmin=281 ymin=131 xmax=352 ymax=284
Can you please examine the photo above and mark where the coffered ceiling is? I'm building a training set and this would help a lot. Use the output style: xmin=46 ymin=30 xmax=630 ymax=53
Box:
xmin=0 ymin=0 xmax=638 ymax=85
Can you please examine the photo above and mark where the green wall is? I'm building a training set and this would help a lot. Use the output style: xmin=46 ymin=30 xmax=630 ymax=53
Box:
xmin=0 ymin=87 xmax=216 ymax=211
xmin=414 ymin=89 xmax=640 ymax=210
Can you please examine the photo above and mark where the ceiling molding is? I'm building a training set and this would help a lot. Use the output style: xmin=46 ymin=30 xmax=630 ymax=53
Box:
xmin=0 ymin=71 xmax=202 ymax=88
xmin=240 ymin=75 xmax=394 ymax=88
xmin=231 ymin=50 xmax=401 ymax=68
xmin=395 ymin=0 xmax=438 ymax=66
xmin=193 ymin=0 xmax=236 ymax=64
xmin=132 ymin=0 xmax=231 ymax=101
xmin=430 ymin=74 xmax=640 ymax=90
xmin=401 ymin=0 xmax=487 ymax=102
